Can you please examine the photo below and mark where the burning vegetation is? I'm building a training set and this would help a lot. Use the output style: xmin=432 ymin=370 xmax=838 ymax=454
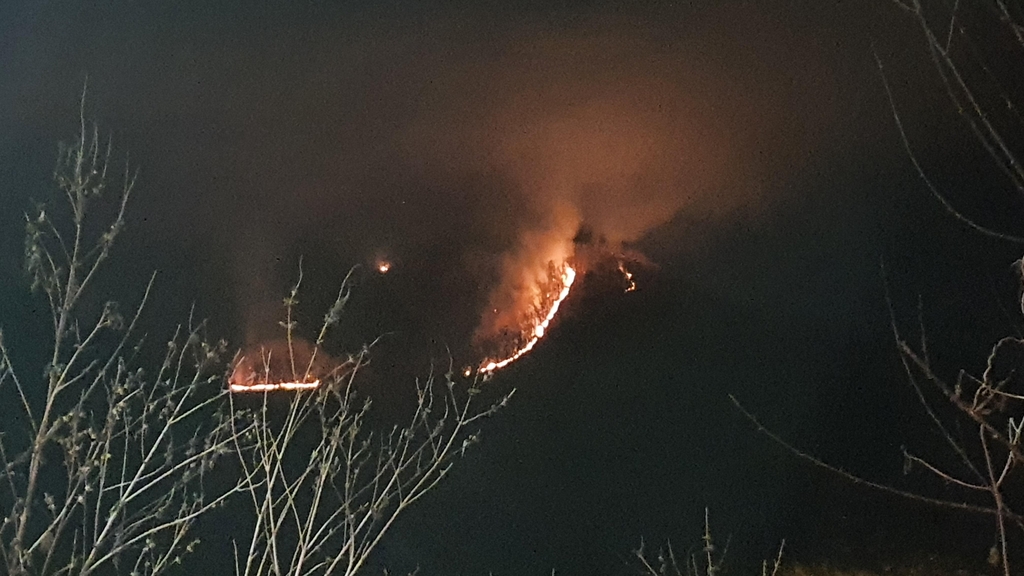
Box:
xmin=476 ymin=262 xmax=577 ymax=374
xmin=469 ymin=230 xmax=644 ymax=375
xmin=229 ymin=338 xmax=342 ymax=393
xmin=229 ymin=227 xmax=644 ymax=392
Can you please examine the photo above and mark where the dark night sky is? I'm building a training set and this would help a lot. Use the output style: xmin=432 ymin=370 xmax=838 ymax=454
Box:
xmin=3 ymin=1 xmax=1024 ymax=574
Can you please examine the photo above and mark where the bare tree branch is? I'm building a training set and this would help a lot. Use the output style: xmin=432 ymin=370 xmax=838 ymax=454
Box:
xmin=2 ymin=91 xmax=250 ymax=576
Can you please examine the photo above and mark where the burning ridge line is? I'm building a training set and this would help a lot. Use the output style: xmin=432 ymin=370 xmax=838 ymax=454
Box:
xmin=477 ymin=264 xmax=576 ymax=374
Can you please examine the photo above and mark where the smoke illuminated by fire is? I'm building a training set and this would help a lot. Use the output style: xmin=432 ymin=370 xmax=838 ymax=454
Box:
xmin=217 ymin=14 xmax=836 ymax=392
xmin=224 ymin=25 xmax=766 ymax=386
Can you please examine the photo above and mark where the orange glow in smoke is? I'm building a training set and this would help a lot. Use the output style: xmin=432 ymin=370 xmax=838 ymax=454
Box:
xmin=478 ymin=264 xmax=576 ymax=374
xmin=377 ymin=261 xmax=391 ymax=274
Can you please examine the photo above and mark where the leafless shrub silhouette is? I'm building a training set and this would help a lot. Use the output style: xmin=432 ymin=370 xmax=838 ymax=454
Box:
xmin=736 ymin=2 xmax=1024 ymax=575
xmin=229 ymin=264 xmax=513 ymax=576
xmin=632 ymin=510 xmax=784 ymax=576
xmin=0 ymin=91 xmax=250 ymax=576
xmin=873 ymin=3 xmax=1024 ymax=573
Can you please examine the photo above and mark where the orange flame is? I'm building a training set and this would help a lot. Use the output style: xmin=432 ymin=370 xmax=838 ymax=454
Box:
xmin=618 ymin=261 xmax=636 ymax=293
xmin=228 ymin=339 xmax=333 ymax=393
xmin=229 ymin=380 xmax=321 ymax=393
xmin=478 ymin=264 xmax=576 ymax=374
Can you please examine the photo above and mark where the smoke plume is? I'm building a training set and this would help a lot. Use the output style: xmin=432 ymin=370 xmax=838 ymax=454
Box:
xmin=23 ymin=3 xmax=841 ymax=355
xmin=395 ymin=27 xmax=749 ymax=348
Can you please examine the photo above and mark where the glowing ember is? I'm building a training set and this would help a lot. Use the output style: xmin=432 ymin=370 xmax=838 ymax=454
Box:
xmin=478 ymin=265 xmax=576 ymax=374
xmin=377 ymin=261 xmax=391 ymax=274
xmin=618 ymin=261 xmax=636 ymax=292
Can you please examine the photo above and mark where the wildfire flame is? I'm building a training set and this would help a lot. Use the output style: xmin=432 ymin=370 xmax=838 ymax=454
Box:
xmin=228 ymin=339 xmax=334 ymax=393
xmin=229 ymin=380 xmax=321 ymax=393
xmin=377 ymin=261 xmax=391 ymax=274
xmin=477 ymin=264 xmax=576 ymax=374
xmin=618 ymin=261 xmax=636 ymax=293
